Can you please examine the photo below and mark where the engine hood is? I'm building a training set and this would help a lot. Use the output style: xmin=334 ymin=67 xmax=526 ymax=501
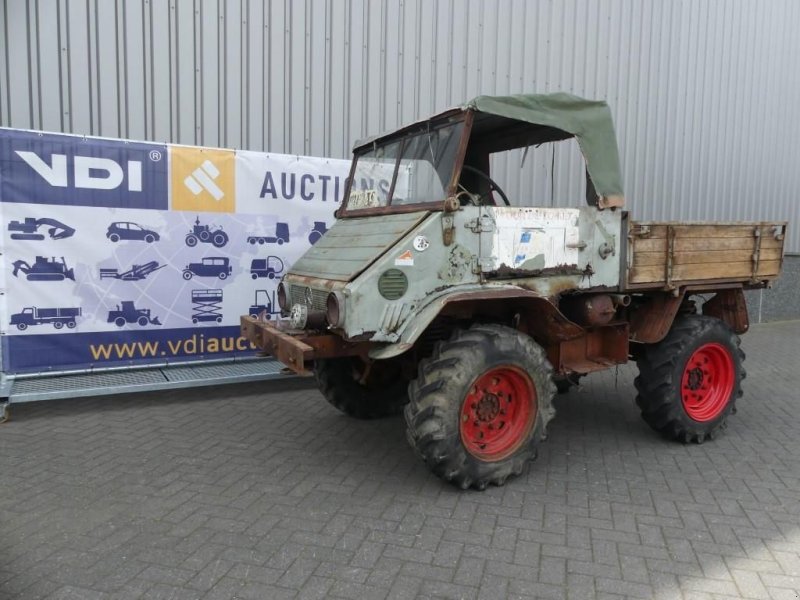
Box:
xmin=289 ymin=211 xmax=430 ymax=282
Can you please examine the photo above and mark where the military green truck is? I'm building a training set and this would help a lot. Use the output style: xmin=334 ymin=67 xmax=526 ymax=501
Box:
xmin=241 ymin=93 xmax=786 ymax=490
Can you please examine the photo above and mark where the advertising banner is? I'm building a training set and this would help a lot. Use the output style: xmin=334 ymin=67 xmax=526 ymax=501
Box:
xmin=0 ymin=128 xmax=350 ymax=374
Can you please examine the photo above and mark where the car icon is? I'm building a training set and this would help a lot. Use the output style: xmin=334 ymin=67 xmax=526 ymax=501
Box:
xmin=106 ymin=222 xmax=160 ymax=243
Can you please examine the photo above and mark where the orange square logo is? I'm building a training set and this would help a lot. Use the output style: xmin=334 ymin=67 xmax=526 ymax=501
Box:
xmin=170 ymin=146 xmax=235 ymax=212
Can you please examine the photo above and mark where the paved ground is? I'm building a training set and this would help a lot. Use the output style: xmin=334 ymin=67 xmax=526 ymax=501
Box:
xmin=1 ymin=321 xmax=799 ymax=600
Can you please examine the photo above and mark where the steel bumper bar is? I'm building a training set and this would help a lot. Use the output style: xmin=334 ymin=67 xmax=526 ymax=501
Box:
xmin=240 ymin=316 xmax=365 ymax=376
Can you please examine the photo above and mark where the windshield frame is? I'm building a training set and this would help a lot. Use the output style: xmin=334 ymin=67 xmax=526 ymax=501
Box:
xmin=339 ymin=110 xmax=472 ymax=218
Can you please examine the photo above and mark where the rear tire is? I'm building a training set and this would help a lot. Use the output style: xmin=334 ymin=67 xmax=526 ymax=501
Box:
xmin=635 ymin=315 xmax=745 ymax=443
xmin=315 ymin=357 xmax=409 ymax=419
xmin=405 ymin=324 xmax=556 ymax=490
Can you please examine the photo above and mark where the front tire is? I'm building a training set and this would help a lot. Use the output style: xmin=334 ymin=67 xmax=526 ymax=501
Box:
xmin=314 ymin=357 xmax=409 ymax=419
xmin=405 ymin=324 xmax=556 ymax=490
xmin=635 ymin=315 xmax=745 ymax=443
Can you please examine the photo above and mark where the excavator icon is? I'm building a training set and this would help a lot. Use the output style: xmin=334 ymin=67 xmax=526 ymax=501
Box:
xmin=12 ymin=256 xmax=75 ymax=281
xmin=8 ymin=218 xmax=75 ymax=241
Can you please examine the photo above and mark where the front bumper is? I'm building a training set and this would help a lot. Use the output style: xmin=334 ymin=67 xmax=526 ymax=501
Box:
xmin=240 ymin=315 xmax=366 ymax=376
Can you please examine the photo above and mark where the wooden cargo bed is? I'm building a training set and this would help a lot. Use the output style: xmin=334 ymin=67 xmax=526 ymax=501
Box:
xmin=624 ymin=221 xmax=787 ymax=290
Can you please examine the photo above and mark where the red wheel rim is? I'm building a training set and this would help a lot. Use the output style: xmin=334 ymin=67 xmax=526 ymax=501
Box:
xmin=681 ymin=342 xmax=735 ymax=422
xmin=460 ymin=366 xmax=537 ymax=461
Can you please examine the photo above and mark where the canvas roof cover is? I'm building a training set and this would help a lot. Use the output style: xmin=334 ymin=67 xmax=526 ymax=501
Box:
xmin=464 ymin=93 xmax=624 ymax=201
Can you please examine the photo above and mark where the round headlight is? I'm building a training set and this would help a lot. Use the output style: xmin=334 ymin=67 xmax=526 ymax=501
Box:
xmin=277 ymin=281 xmax=288 ymax=311
xmin=326 ymin=291 xmax=345 ymax=327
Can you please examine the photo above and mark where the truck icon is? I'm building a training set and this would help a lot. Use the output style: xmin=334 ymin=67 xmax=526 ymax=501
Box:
xmin=182 ymin=257 xmax=232 ymax=280
xmin=308 ymin=221 xmax=328 ymax=245
xmin=107 ymin=301 xmax=162 ymax=327
xmin=250 ymin=256 xmax=284 ymax=280
xmin=10 ymin=306 xmax=81 ymax=330
xmin=247 ymin=222 xmax=290 ymax=245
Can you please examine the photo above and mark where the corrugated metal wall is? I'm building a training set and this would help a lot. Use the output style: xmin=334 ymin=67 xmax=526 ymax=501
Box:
xmin=1 ymin=0 xmax=798 ymax=251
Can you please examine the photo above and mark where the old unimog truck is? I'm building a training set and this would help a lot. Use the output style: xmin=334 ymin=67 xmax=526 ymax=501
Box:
xmin=241 ymin=93 xmax=786 ymax=490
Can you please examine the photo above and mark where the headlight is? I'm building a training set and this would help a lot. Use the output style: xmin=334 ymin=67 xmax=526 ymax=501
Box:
xmin=326 ymin=291 xmax=345 ymax=327
xmin=277 ymin=281 xmax=288 ymax=311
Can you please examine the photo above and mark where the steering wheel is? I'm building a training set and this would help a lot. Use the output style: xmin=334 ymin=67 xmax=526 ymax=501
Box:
xmin=460 ymin=165 xmax=511 ymax=206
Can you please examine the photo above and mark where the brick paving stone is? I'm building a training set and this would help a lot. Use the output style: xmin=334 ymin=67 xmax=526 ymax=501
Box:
xmin=0 ymin=321 xmax=799 ymax=599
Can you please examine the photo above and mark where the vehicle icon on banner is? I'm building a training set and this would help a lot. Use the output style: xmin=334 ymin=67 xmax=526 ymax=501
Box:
xmin=248 ymin=290 xmax=280 ymax=320
xmin=99 ymin=261 xmax=166 ymax=281
xmin=12 ymin=256 xmax=75 ymax=281
xmin=247 ymin=222 xmax=290 ymax=245
xmin=8 ymin=217 xmax=75 ymax=241
xmin=106 ymin=222 xmax=160 ymax=243
xmin=308 ymin=221 xmax=328 ymax=245
xmin=107 ymin=301 xmax=162 ymax=327
xmin=185 ymin=216 xmax=228 ymax=248
xmin=182 ymin=257 xmax=232 ymax=280
xmin=191 ymin=289 xmax=223 ymax=324
xmin=250 ymin=256 xmax=284 ymax=280
xmin=10 ymin=306 xmax=82 ymax=330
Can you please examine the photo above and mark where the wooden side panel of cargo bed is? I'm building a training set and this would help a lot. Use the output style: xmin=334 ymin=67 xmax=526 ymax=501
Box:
xmin=626 ymin=222 xmax=787 ymax=288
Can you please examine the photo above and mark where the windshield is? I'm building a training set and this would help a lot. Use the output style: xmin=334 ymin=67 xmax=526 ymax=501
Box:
xmin=346 ymin=120 xmax=464 ymax=211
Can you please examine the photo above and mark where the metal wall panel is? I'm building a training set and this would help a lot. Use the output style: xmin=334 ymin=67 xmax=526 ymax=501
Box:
xmin=2 ymin=0 xmax=798 ymax=250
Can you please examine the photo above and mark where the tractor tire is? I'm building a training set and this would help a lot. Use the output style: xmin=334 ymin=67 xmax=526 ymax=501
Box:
xmin=314 ymin=357 xmax=409 ymax=419
xmin=405 ymin=324 xmax=556 ymax=490
xmin=308 ymin=231 xmax=322 ymax=245
xmin=114 ymin=317 xmax=126 ymax=327
xmin=137 ymin=316 xmax=149 ymax=327
xmin=634 ymin=315 xmax=745 ymax=443
xmin=185 ymin=235 xmax=198 ymax=247
xmin=212 ymin=232 xmax=228 ymax=247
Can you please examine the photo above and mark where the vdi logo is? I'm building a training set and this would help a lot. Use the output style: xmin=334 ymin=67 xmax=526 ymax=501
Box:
xmin=0 ymin=130 xmax=168 ymax=209
xmin=15 ymin=151 xmax=144 ymax=191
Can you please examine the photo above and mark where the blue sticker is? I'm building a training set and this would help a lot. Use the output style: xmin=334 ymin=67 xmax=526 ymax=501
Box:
xmin=520 ymin=231 xmax=532 ymax=243
xmin=0 ymin=129 xmax=168 ymax=209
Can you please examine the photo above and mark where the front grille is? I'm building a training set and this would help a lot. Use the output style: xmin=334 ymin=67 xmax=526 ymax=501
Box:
xmin=290 ymin=284 xmax=327 ymax=311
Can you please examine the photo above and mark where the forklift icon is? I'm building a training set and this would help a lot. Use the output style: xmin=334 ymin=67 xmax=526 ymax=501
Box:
xmin=191 ymin=289 xmax=223 ymax=324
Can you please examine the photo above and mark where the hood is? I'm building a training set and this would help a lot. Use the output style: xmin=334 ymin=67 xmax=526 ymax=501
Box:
xmin=290 ymin=211 xmax=429 ymax=281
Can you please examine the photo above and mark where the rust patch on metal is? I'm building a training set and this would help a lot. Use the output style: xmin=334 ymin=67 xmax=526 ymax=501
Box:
xmin=628 ymin=291 xmax=685 ymax=344
xmin=485 ymin=263 xmax=582 ymax=280
xmin=240 ymin=315 xmax=368 ymax=375
xmin=702 ymin=287 xmax=749 ymax=334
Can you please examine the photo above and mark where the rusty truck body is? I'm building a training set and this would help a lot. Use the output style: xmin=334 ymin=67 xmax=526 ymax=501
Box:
xmin=241 ymin=93 xmax=786 ymax=489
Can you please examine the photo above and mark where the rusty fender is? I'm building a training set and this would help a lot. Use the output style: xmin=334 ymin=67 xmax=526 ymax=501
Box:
xmin=368 ymin=285 xmax=584 ymax=360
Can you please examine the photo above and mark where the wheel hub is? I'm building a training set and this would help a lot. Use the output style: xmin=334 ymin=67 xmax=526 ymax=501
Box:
xmin=475 ymin=393 xmax=500 ymax=421
xmin=460 ymin=366 xmax=536 ymax=461
xmin=681 ymin=342 xmax=735 ymax=422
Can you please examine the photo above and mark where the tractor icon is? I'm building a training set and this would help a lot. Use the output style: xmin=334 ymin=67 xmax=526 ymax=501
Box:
xmin=107 ymin=301 xmax=162 ymax=327
xmin=185 ymin=216 xmax=229 ymax=249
